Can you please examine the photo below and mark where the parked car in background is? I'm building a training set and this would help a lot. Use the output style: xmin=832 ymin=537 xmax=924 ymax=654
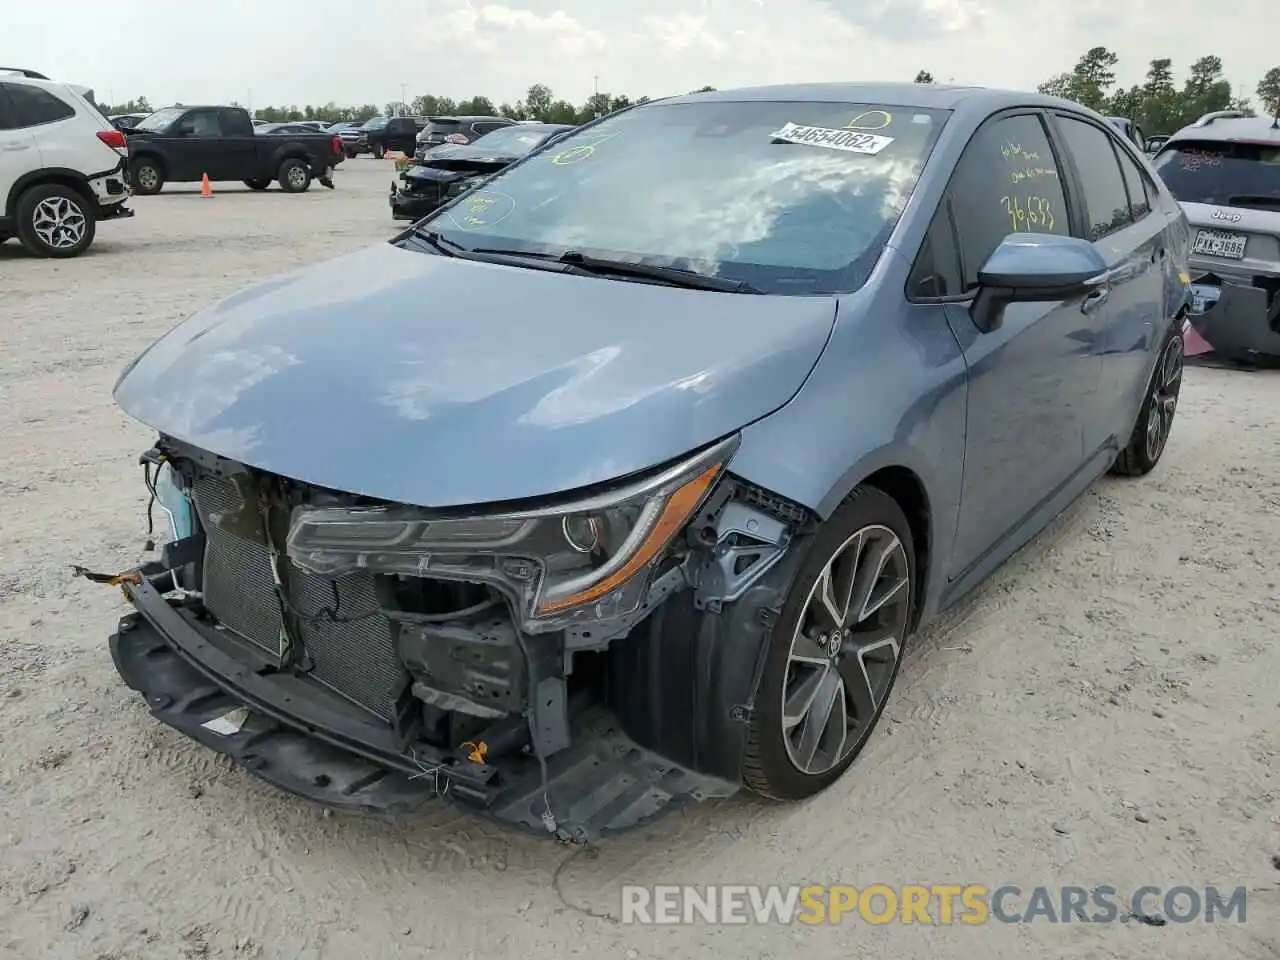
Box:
xmin=256 ymin=121 xmax=331 ymax=136
xmin=0 ymin=66 xmax=134 ymax=257
xmin=1144 ymin=135 xmax=1169 ymax=156
xmin=107 ymin=83 xmax=1191 ymax=840
xmin=292 ymin=120 xmax=329 ymax=132
xmin=125 ymin=105 xmax=344 ymax=194
xmin=110 ymin=113 xmax=149 ymax=131
xmin=359 ymin=115 xmax=425 ymax=158
xmin=1150 ymin=110 xmax=1280 ymax=364
xmin=413 ymin=115 xmax=516 ymax=160
xmin=1106 ymin=116 xmax=1146 ymax=151
xmin=391 ymin=122 xmax=571 ymax=219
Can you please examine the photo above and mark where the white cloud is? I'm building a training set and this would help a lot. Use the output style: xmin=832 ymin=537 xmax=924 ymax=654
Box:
xmin=1 ymin=0 xmax=1274 ymax=111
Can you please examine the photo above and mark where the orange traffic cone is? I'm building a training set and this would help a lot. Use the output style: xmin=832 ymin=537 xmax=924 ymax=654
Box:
xmin=200 ymin=173 xmax=212 ymax=198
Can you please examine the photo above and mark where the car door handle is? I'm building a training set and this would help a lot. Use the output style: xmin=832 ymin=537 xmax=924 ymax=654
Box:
xmin=0 ymin=141 xmax=31 ymax=151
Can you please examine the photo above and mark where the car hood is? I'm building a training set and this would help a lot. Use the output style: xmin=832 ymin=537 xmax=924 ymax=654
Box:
xmin=113 ymin=242 xmax=838 ymax=508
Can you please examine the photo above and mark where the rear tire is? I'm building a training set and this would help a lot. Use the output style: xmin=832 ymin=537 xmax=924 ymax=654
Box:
xmin=243 ymin=178 xmax=271 ymax=191
xmin=15 ymin=183 xmax=96 ymax=258
xmin=372 ymin=144 xmax=386 ymax=159
xmin=742 ymin=486 xmax=916 ymax=801
xmin=277 ymin=159 xmax=311 ymax=193
xmin=130 ymin=159 xmax=164 ymax=195
xmin=1111 ymin=323 xmax=1184 ymax=477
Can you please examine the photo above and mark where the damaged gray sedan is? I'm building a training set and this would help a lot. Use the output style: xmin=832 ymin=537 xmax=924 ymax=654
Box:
xmin=105 ymin=83 xmax=1188 ymax=840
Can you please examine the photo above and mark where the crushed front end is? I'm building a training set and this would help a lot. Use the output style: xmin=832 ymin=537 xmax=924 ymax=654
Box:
xmin=108 ymin=433 xmax=809 ymax=840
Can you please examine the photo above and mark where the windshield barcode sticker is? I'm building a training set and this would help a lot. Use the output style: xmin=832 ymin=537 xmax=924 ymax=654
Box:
xmin=770 ymin=122 xmax=894 ymax=155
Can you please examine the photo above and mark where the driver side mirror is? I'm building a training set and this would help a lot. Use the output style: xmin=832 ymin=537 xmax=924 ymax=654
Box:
xmin=970 ymin=233 xmax=1108 ymax=333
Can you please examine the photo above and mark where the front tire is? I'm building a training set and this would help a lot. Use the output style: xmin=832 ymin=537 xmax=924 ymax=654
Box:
xmin=743 ymin=486 xmax=915 ymax=801
xmin=1111 ymin=323 xmax=1184 ymax=477
xmin=277 ymin=159 xmax=311 ymax=193
xmin=15 ymin=184 xmax=96 ymax=258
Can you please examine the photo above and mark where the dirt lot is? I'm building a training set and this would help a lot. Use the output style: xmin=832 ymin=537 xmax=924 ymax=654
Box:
xmin=1 ymin=160 xmax=1277 ymax=960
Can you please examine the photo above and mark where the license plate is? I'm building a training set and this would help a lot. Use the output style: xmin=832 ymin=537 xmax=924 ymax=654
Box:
xmin=1192 ymin=229 xmax=1247 ymax=259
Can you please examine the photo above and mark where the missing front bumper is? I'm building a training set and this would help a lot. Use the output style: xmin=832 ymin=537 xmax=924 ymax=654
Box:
xmin=109 ymin=582 xmax=737 ymax=840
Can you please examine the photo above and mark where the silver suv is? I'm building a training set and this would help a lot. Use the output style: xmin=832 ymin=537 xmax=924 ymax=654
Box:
xmin=1151 ymin=110 xmax=1280 ymax=363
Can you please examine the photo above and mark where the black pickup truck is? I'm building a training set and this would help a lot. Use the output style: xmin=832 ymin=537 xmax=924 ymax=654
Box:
xmin=124 ymin=105 xmax=344 ymax=195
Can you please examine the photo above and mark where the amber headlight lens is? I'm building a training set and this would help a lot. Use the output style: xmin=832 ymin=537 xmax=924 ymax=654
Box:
xmin=285 ymin=436 xmax=738 ymax=631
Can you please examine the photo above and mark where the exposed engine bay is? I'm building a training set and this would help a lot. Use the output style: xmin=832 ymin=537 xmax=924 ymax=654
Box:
xmin=107 ymin=433 xmax=815 ymax=841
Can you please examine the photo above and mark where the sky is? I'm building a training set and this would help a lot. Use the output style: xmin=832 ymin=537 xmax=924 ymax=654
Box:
xmin=2 ymin=0 xmax=1276 ymax=111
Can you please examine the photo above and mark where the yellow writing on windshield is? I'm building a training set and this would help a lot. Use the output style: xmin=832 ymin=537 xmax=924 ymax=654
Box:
xmin=1001 ymin=194 xmax=1056 ymax=232
xmin=846 ymin=110 xmax=892 ymax=131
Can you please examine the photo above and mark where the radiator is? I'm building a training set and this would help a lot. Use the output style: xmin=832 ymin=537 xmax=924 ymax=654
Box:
xmin=191 ymin=472 xmax=408 ymax=721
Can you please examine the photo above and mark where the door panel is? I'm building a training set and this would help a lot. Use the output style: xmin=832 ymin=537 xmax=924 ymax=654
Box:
xmin=1050 ymin=115 xmax=1165 ymax=451
xmin=941 ymin=111 xmax=1100 ymax=578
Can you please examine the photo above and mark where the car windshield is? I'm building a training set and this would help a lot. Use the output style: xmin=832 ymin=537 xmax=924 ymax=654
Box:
xmin=413 ymin=100 xmax=948 ymax=295
xmin=131 ymin=107 xmax=184 ymax=132
xmin=467 ymin=125 xmax=561 ymax=154
xmin=361 ymin=116 xmax=389 ymax=130
xmin=1152 ymin=139 xmax=1280 ymax=209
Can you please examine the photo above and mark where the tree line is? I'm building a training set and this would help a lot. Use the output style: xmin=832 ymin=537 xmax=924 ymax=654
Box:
xmin=98 ymin=84 xmax=719 ymax=126
xmin=917 ymin=52 xmax=1280 ymax=136
xmin=99 ymin=56 xmax=1280 ymax=137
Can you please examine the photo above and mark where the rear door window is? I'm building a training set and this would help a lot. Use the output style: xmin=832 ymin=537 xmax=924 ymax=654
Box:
xmin=1151 ymin=140 xmax=1280 ymax=212
xmin=946 ymin=112 xmax=1071 ymax=290
xmin=1053 ymin=115 xmax=1133 ymax=240
xmin=3 ymin=83 xmax=75 ymax=128
xmin=1114 ymin=147 xmax=1154 ymax=220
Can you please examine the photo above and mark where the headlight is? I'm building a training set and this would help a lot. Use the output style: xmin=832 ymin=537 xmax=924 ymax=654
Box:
xmin=284 ymin=436 xmax=738 ymax=631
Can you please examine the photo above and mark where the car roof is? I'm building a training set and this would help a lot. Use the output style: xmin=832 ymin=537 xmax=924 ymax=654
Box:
xmin=1167 ymin=113 xmax=1280 ymax=144
xmin=659 ymin=82 xmax=1073 ymax=112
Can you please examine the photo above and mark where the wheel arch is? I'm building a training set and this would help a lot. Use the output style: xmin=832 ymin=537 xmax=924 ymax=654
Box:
xmin=5 ymin=169 xmax=93 ymax=218
xmin=130 ymin=151 xmax=167 ymax=179
xmin=859 ymin=465 xmax=932 ymax=634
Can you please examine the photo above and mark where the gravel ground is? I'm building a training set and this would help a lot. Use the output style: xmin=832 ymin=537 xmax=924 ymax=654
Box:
xmin=1 ymin=160 xmax=1278 ymax=960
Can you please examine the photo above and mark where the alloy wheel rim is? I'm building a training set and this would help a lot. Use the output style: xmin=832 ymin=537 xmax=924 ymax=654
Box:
xmin=1145 ymin=335 xmax=1183 ymax=462
xmin=781 ymin=524 xmax=911 ymax=776
xmin=288 ymin=167 xmax=306 ymax=188
xmin=138 ymin=167 xmax=158 ymax=190
xmin=32 ymin=196 xmax=86 ymax=249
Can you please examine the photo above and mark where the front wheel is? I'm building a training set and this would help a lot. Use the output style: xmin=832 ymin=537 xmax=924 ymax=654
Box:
xmin=243 ymin=178 xmax=271 ymax=191
xmin=1111 ymin=324 xmax=1184 ymax=476
xmin=15 ymin=184 xmax=96 ymax=258
xmin=743 ymin=486 xmax=915 ymax=801
xmin=277 ymin=159 xmax=311 ymax=193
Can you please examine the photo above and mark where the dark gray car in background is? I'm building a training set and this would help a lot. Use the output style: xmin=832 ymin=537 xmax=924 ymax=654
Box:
xmin=105 ymin=83 xmax=1191 ymax=841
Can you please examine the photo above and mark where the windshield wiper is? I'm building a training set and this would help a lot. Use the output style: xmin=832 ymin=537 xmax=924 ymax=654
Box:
xmin=410 ymin=227 xmax=470 ymax=257
xmin=554 ymin=251 xmax=760 ymax=293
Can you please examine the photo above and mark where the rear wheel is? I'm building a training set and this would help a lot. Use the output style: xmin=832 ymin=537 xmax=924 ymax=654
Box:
xmin=743 ymin=486 xmax=915 ymax=801
xmin=243 ymin=178 xmax=271 ymax=191
xmin=15 ymin=183 xmax=96 ymax=258
xmin=130 ymin=159 xmax=164 ymax=195
xmin=277 ymin=159 xmax=311 ymax=193
xmin=1111 ymin=323 xmax=1184 ymax=477
xmin=371 ymin=143 xmax=386 ymax=159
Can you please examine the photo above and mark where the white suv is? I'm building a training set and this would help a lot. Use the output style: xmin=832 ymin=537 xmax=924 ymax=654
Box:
xmin=0 ymin=67 xmax=134 ymax=258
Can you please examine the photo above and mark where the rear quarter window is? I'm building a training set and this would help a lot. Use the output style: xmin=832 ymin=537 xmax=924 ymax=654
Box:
xmin=0 ymin=82 xmax=75 ymax=128
xmin=1151 ymin=139 xmax=1280 ymax=211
